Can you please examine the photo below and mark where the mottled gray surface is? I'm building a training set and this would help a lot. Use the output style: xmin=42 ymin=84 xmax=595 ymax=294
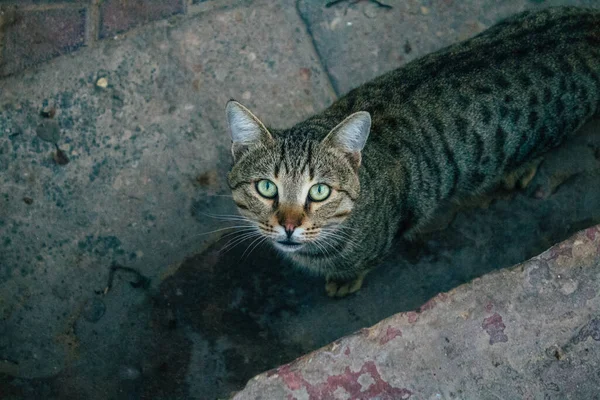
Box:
xmin=1 ymin=1 xmax=600 ymax=399
xmin=0 ymin=0 xmax=334 ymax=383
xmin=233 ymin=224 xmax=600 ymax=399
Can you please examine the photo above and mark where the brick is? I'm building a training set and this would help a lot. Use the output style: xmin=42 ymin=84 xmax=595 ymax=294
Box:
xmin=99 ymin=0 xmax=185 ymax=39
xmin=0 ymin=7 xmax=86 ymax=77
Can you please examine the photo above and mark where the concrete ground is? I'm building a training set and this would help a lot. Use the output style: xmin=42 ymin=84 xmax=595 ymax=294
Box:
xmin=1 ymin=1 xmax=599 ymax=399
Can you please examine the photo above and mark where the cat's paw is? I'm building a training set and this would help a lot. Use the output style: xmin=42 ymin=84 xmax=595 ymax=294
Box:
xmin=517 ymin=162 xmax=539 ymax=189
xmin=325 ymin=272 xmax=367 ymax=298
xmin=503 ymin=158 xmax=543 ymax=190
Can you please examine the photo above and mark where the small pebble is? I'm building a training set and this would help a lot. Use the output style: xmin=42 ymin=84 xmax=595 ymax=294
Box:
xmin=40 ymin=106 xmax=56 ymax=119
xmin=82 ymin=298 xmax=106 ymax=322
xmin=23 ymin=197 xmax=33 ymax=205
xmin=96 ymin=77 xmax=108 ymax=89
xmin=36 ymin=121 xmax=60 ymax=144
xmin=53 ymin=148 xmax=70 ymax=166
xmin=420 ymin=6 xmax=430 ymax=15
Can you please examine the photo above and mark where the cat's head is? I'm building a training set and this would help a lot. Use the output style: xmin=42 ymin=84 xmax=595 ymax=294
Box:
xmin=225 ymin=100 xmax=371 ymax=253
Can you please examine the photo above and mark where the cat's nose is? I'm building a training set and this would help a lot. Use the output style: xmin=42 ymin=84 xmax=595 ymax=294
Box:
xmin=284 ymin=223 xmax=296 ymax=238
xmin=276 ymin=205 xmax=304 ymax=238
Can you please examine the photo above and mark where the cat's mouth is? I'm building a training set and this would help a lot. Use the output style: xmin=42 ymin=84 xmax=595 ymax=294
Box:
xmin=274 ymin=239 xmax=304 ymax=252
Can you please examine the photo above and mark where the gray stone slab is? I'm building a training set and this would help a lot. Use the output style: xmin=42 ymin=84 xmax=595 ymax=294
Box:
xmin=0 ymin=0 xmax=334 ymax=379
xmin=298 ymin=0 xmax=600 ymax=95
xmin=233 ymin=224 xmax=600 ymax=399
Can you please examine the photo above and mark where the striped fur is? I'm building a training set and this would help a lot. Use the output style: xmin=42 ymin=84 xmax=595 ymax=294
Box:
xmin=227 ymin=6 xmax=600 ymax=293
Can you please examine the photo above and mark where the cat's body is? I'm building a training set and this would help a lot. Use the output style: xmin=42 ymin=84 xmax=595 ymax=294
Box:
xmin=226 ymin=6 xmax=600 ymax=297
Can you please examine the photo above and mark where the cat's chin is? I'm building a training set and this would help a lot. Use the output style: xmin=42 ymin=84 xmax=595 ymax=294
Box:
xmin=273 ymin=240 xmax=305 ymax=253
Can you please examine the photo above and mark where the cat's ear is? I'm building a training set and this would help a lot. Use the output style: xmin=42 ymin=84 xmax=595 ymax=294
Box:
xmin=226 ymin=100 xmax=273 ymax=161
xmin=323 ymin=111 xmax=371 ymax=170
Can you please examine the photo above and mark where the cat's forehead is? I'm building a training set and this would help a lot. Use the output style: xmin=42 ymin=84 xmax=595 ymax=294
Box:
xmin=272 ymin=134 xmax=315 ymax=179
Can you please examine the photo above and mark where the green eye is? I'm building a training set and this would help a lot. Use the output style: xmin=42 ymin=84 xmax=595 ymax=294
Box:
xmin=308 ymin=183 xmax=331 ymax=202
xmin=256 ymin=179 xmax=278 ymax=198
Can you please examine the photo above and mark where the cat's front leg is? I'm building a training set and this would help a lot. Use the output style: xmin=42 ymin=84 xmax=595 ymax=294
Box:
xmin=325 ymin=269 xmax=371 ymax=298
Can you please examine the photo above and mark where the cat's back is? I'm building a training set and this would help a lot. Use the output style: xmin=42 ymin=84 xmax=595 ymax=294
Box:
xmin=332 ymin=6 xmax=600 ymax=117
xmin=340 ymin=6 xmax=600 ymax=205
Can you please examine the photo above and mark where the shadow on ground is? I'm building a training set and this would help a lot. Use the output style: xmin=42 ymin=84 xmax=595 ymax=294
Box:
xmin=2 ymin=120 xmax=600 ymax=399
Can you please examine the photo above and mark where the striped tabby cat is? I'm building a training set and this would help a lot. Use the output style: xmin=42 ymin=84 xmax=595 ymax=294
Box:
xmin=225 ymin=6 xmax=600 ymax=297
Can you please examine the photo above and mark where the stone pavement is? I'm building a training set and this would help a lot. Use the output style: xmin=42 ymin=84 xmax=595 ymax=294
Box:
xmin=1 ymin=1 xmax=600 ymax=399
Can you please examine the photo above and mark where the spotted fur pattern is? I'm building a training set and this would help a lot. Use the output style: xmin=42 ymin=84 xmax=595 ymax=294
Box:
xmin=226 ymin=6 xmax=600 ymax=295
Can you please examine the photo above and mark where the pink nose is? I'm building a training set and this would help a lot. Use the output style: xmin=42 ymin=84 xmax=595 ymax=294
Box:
xmin=284 ymin=223 xmax=296 ymax=232
xmin=283 ymin=222 xmax=296 ymax=238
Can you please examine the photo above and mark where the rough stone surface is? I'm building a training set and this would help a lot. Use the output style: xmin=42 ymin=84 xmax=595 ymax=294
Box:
xmin=233 ymin=225 xmax=600 ymax=399
xmin=0 ymin=6 xmax=87 ymax=77
xmin=99 ymin=0 xmax=185 ymax=39
xmin=0 ymin=0 xmax=334 ymax=387
xmin=298 ymin=0 xmax=600 ymax=95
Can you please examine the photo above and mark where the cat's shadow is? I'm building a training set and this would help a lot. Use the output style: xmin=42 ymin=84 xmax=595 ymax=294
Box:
xmin=147 ymin=118 xmax=600 ymax=398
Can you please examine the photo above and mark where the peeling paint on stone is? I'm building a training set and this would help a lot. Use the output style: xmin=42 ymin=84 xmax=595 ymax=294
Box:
xmin=585 ymin=227 xmax=598 ymax=241
xmin=482 ymin=313 xmax=508 ymax=345
xmin=274 ymin=362 xmax=412 ymax=400
xmin=379 ymin=326 xmax=402 ymax=345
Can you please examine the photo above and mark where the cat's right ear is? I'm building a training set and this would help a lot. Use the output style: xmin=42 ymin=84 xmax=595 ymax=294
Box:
xmin=323 ymin=111 xmax=371 ymax=171
xmin=226 ymin=100 xmax=273 ymax=162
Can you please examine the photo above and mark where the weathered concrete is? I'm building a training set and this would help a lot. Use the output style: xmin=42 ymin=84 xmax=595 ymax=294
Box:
xmin=233 ymin=224 xmax=600 ymax=399
xmin=0 ymin=0 xmax=334 ymax=381
xmin=299 ymin=0 xmax=600 ymax=95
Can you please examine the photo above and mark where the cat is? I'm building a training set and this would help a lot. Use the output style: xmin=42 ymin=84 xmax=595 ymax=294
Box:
xmin=225 ymin=6 xmax=600 ymax=297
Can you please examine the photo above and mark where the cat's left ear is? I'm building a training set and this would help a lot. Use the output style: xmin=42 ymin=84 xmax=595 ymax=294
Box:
xmin=323 ymin=111 xmax=371 ymax=170
xmin=226 ymin=100 xmax=273 ymax=161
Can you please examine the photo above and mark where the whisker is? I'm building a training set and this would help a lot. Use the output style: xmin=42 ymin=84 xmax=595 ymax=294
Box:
xmin=322 ymin=225 xmax=358 ymax=235
xmin=193 ymin=210 xmax=250 ymax=222
xmin=197 ymin=194 xmax=233 ymax=198
xmin=198 ymin=216 xmax=250 ymax=223
xmin=312 ymin=238 xmax=331 ymax=258
xmin=188 ymin=225 xmax=257 ymax=239
xmin=318 ymin=236 xmax=352 ymax=261
xmin=241 ymin=234 xmax=266 ymax=259
xmin=242 ymin=236 xmax=270 ymax=260
xmin=327 ymin=234 xmax=359 ymax=249
xmin=321 ymin=226 xmax=359 ymax=244
xmin=218 ymin=229 xmax=259 ymax=241
xmin=318 ymin=230 xmax=360 ymax=251
xmin=219 ymin=231 xmax=262 ymax=255
xmin=220 ymin=230 xmax=259 ymax=250
xmin=323 ymin=223 xmax=359 ymax=232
